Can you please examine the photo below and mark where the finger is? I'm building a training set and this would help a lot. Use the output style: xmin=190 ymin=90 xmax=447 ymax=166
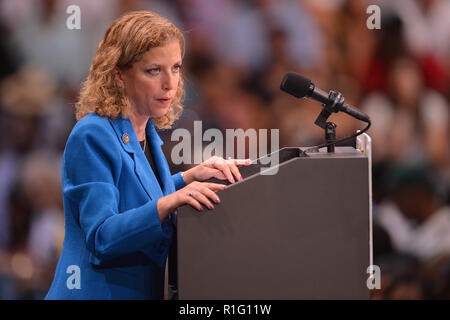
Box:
xmin=205 ymin=156 xmax=225 ymax=168
xmin=214 ymin=170 xmax=227 ymax=180
xmin=227 ymin=161 xmax=242 ymax=181
xmin=213 ymin=161 xmax=235 ymax=183
xmin=199 ymin=185 xmax=222 ymax=204
xmin=192 ymin=188 xmax=215 ymax=209
xmin=204 ymin=167 xmax=227 ymax=180
xmin=235 ymin=158 xmax=252 ymax=166
xmin=204 ymin=182 xmax=228 ymax=192
xmin=185 ymin=194 xmax=204 ymax=211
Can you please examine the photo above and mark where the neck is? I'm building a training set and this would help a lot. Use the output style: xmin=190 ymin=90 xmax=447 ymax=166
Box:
xmin=128 ymin=110 xmax=148 ymax=141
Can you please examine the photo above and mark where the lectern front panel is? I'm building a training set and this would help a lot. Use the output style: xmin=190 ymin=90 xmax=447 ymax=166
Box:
xmin=177 ymin=148 xmax=370 ymax=299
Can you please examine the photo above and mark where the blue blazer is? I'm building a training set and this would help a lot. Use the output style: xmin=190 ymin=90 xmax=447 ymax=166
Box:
xmin=45 ymin=113 xmax=186 ymax=299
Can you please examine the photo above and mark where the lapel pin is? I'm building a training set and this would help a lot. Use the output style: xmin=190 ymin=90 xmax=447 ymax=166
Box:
xmin=122 ymin=133 xmax=130 ymax=144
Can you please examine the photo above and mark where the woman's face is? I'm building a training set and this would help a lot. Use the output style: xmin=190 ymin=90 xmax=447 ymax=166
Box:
xmin=119 ymin=40 xmax=182 ymax=118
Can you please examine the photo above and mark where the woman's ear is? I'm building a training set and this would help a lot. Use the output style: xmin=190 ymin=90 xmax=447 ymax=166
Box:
xmin=113 ymin=67 xmax=125 ymax=89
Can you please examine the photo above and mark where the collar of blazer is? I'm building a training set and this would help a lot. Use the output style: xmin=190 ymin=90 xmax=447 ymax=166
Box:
xmin=108 ymin=115 xmax=163 ymax=155
xmin=108 ymin=115 xmax=174 ymax=200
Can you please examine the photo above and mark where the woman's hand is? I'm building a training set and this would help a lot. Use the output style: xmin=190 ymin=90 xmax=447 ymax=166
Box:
xmin=157 ymin=181 xmax=227 ymax=221
xmin=182 ymin=156 xmax=252 ymax=184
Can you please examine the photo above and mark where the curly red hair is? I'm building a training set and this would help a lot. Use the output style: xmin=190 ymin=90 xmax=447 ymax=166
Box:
xmin=76 ymin=11 xmax=185 ymax=129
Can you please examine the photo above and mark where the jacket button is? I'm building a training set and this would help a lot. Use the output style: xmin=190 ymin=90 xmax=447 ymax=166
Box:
xmin=122 ymin=133 xmax=130 ymax=144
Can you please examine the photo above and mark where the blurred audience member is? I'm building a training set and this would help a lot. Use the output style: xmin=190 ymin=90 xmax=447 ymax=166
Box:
xmin=374 ymin=165 xmax=450 ymax=261
xmin=362 ymin=56 xmax=449 ymax=169
xmin=1 ymin=0 xmax=120 ymax=88
xmin=378 ymin=0 xmax=450 ymax=93
xmin=20 ymin=151 xmax=64 ymax=298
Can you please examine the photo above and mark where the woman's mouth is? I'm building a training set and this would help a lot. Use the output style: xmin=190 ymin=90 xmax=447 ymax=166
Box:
xmin=156 ymin=98 xmax=172 ymax=105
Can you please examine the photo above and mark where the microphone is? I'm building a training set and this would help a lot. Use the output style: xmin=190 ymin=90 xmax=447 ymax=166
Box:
xmin=280 ymin=72 xmax=370 ymax=123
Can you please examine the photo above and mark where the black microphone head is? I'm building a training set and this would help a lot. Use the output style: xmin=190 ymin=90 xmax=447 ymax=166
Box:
xmin=280 ymin=72 xmax=312 ymax=98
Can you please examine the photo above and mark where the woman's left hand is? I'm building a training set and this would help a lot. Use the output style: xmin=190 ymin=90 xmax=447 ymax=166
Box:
xmin=182 ymin=156 xmax=252 ymax=184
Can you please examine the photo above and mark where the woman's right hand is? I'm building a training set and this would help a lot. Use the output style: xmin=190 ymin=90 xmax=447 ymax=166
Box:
xmin=157 ymin=181 xmax=227 ymax=221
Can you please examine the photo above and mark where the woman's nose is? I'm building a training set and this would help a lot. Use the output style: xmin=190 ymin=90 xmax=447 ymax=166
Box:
xmin=162 ymin=72 xmax=177 ymax=91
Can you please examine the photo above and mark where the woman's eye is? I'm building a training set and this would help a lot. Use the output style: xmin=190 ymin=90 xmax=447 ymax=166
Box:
xmin=147 ymin=68 xmax=160 ymax=75
xmin=173 ymin=64 xmax=182 ymax=73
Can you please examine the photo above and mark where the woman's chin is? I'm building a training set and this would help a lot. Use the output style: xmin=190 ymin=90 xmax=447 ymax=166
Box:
xmin=150 ymin=106 xmax=170 ymax=118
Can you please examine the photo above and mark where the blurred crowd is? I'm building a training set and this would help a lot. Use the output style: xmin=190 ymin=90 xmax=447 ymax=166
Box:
xmin=0 ymin=0 xmax=448 ymax=299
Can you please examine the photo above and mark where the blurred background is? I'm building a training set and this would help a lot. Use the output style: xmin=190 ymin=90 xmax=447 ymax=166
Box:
xmin=0 ymin=0 xmax=448 ymax=299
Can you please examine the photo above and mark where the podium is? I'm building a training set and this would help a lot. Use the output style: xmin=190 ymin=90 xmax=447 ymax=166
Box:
xmin=175 ymin=134 xmax=372 ymax=299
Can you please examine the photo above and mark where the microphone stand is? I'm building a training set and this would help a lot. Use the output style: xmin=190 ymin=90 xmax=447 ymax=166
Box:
xmin=313 ymin=90 xmax=344 ymax=153
xmin=325 ymin=122 xmax=336 ymax=153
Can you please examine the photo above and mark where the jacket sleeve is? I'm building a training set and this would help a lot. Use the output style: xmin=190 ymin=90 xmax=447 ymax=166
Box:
xmin=62 ymin=121 xmax=167 ymax=265
xmin=172 ymin=172 xmax=186 ymax=191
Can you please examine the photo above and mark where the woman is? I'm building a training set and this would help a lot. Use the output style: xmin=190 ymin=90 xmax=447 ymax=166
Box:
xmin=46 ymin=11 xmax=250 ymax=300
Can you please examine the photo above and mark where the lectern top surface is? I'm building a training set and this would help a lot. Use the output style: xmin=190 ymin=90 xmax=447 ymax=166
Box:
xmin=303 ymin=146 xmax=367 ymax=158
